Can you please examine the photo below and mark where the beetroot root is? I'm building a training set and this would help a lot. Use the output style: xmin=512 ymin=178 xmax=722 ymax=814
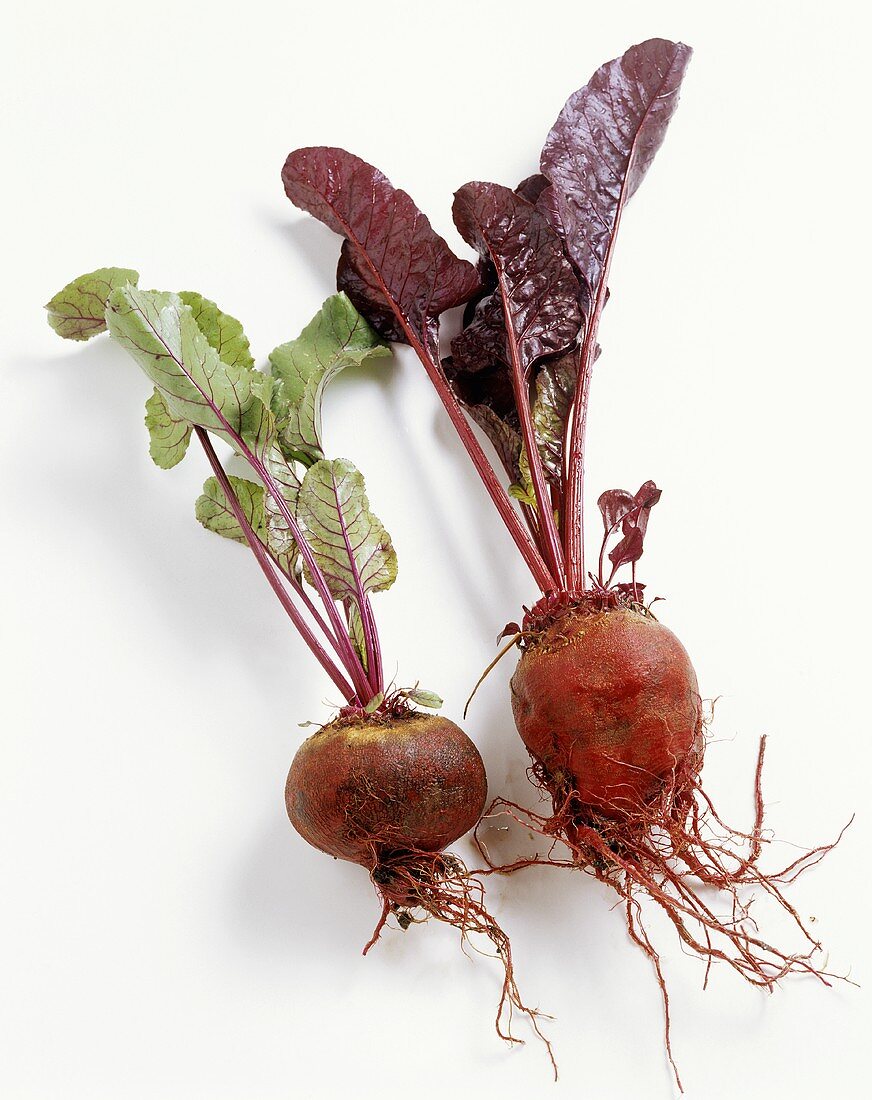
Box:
xmin=512 ymin=606 xmax=703 ymax=815
xmin=479 ymin=600 xmax=848 ymax=1088
xmin=287 ymin=711 xmax=555 ymax=1072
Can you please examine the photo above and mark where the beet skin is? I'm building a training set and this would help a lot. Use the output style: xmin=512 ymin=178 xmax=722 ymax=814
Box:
xmin=512 ymin=607 xmax=702 ymax=815
xmin=286 ymin=713 xmax=487 ymax=866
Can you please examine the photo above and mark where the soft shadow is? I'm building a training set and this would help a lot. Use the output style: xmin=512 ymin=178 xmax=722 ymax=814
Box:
xmin=263 ymin=210 xmax=341 ymax=294
xmin=228 ymin=814 xmax=380 ymax=956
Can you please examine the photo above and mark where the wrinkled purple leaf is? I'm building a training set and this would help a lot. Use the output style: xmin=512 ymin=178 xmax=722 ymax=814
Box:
xmin=452 ymin=182 xmax=582 ymax=375
xmin=515 ymin=173 xmax=550 ymax=205
xmin=540 ymin=38 xmax=692 ymax=296
xmin=282 ymin=147 xmax=480 ymax=356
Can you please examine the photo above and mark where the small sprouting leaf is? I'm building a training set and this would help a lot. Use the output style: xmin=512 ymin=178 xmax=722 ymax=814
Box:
xmin=405 ymin=688 xmax=443 ymax=709
xmin=296 ymin=458 xmax=397 ymax=603
xmin=178 ymin=291 xmax=255 ymax=370
xmin=541 ymin=39 xmax=692 ymax=296
xmin=632 ymin=479 xmax=662 ymax=538
xmin=269 ymin=293 xmax=390 ymax=463
xmin=45 ymin=267 xmax=139 ymax=341
xmin=599 ymin=480 xmax=662 ymax=581
xmin=144 ymin=389 xmax=191 ymax=469
xmin=195 ymin=474 xmax=264 ymax=544
xmin=608 ymin=524 xmax=645 ymax=570
xmin=281 ymin=147 xmax=480 ymax=356
xmin=598 ymin=488 xmax=638 ymax=533
xmin=363 ymin=691 xmax=385 ymax=714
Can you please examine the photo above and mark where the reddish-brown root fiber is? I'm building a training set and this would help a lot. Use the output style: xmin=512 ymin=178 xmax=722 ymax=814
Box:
xmin=475 ymin=735 xmax=851 ymax=1091
xmin=361 ymin=846 xmax=557 ymax=1078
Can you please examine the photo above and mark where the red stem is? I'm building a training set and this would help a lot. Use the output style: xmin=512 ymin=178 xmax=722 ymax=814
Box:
xmin=195 ymin=428 xmax=358 ymax=703
xmin=318 ymin=205 xmax=556 ymax=595
xmin=499 ymin=276 xmax=565 ymax=584
xmin=132 ymin=303 xmax=374 ymax=701
xmin=564 ymin=200 xmax=626 ymax=592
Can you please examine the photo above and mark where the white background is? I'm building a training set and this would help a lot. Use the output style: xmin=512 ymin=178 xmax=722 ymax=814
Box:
xmin=2 ymin=2 xmax=869 ymax=1097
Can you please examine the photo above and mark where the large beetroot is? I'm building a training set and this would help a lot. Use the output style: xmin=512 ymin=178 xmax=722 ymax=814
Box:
xmin=280 ymin=36 xmax=849 ymax=1088
xmin=511 ymin=607 xmax=702 ymax=817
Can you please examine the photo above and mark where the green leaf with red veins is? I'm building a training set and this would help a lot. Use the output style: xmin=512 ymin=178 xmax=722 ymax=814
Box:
xmin=178 ymin=291 xmax=255 ymax=370
xmin=404 ymin=688 xmax=443 ymax=710
xmin=296 ymin=458 xmax=397 ymax=603
xmin=269 ymin=293 xmax=390 ymax=465
xmin=45 ymin=267 xmax=139 ymax=341
xmin=281 ymin=147 xmax=480 ymax=357
xmin=106 ymin=286 xmax=273 ymax=456
xmin=143 ymin=295 xmax=253 ymax=470
xmin=195 ymin=473 xmax=299 ymax=579
xmin=451 ymin=182 xmax=582 ymax=376
xmin=196 ymin=474 xmax=265 ymax=543
xmin=144 ymin=389 xmax=191 ymax=469
xmin=540 ymin=38 xmax=692 ymax=298
xmin=105 ymin=285 xmax=299 ymax=571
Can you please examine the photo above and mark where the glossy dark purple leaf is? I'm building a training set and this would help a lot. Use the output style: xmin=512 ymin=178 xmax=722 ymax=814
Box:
xmin=443 ymin=356 xmax=521 ymax=480
xmin=281 ymin=147 xmax=480 ymax=356
xmin=452 ymin=182 xmax=582 ymax=376
xmin=540 ymin=39 xmax=692 ymax=296
xmin=515 ymin=173 xmax=550 ymax=205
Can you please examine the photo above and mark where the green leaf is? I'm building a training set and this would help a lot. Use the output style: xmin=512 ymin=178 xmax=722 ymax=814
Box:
xmin=106 ymin=286 xmax=273 ymax=459
xmin=269 ymin=293 xmax=390 ymax=463
xmin=195 ymin=474 xmax=264 ymax=543
xmin=107 ymin=286 xmax=300 ymax=575
xmin=45 ymin=267 xmax=139 ymax=341
xmin=179 ymin=291 xmax=255 ymax=370
xmin=346 ymin=599 xmax=368 ymax=672
xmin=508 ymin=477 xmax=537 ymax=507
xmin=363 ymin=692 xmax=385 ymax=714
xmin=405 ymin=688 xmax=443 ymax=709
xmin=296 ymin=458 xmax=397 ymax=604
xmin=261 ymin=447 xmax=301 ymax=576
xmin=531 ymin=353 xmax=577 ymax=485
xmin=144 ymin=389 xmax=191 ymax=469
xmin=195 ymin=473 xmax=299 ymax=578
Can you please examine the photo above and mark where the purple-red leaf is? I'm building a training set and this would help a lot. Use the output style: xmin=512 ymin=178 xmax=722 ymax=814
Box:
xmin=632 ymin=479 xmax=662 ymax=538
xmin=540 ymin=38 xmax=692 ymax=296
xmin=608 ymin=524 xmax=644 ymax=570
xmin=515 ymin=173 xmax=550 ymax=205
xmin=281 ymin=147 xmax=480 ymax=356
xmin=598 ymin=488 xmax=637 ymax=533
xmin=452 ymin=182 xmax=582 ymax=376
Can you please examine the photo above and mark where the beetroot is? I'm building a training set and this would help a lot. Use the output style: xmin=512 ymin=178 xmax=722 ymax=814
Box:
xmin=287 ymin=713 xmax=487 ymax=869
xmin=288 ymin=711 xmax=553 ymax=1068
xmin=512 ymin=607 xmax=702 ymax=817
